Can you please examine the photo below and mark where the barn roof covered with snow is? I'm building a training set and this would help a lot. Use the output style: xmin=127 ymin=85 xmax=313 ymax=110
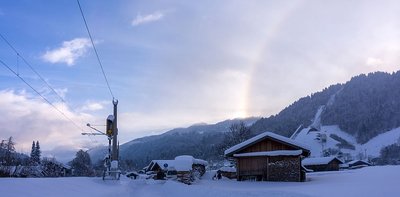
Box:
xmin=302 ymin=156 xmax=344 ymax=166
xmin=224 ymin=131 xmax=311 ymax=157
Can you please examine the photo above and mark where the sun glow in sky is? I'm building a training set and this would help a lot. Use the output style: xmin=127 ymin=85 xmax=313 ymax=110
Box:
xmin=1 ymin=0 xmax=400 ymax=161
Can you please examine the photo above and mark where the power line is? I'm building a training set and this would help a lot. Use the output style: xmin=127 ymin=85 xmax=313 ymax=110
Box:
xmin=76 ymin=0 xmax=115 ymax=99
xmin=0 ymin=58 xmax=84 ymax=132
xmin=0 ymin=33 xmax=66 ymax=103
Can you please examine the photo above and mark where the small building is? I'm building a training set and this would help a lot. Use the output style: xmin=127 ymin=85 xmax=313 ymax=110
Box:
xmin=302 ymin=156 xmax=343 ymax=172
xmin=346 ymin=160 xmax=371 ymax=169
xmin=217 ymin=166 xmax=236 ymax=179
xmin=224 ymin=131 xmax=310 ymax=182
xmin=146 ymin=155 xmax=208 ymax=184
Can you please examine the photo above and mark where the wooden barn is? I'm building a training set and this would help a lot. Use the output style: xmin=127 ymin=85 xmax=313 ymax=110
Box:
xmin=302 ymin=156 xmax=343 ymax=172
xmin=224 ymin=131 xmax=310 ymax=182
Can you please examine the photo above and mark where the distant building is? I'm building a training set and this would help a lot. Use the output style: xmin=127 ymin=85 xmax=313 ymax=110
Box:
xmin=224 ymin=131 xmax=311 ymax=182
xmin=146 ymin=155 xmax=208 ymax=184
xmin=346 ymin=160 xmax=372 ymax=169
xmin=302 ymin=156 xmax=343 ymax=172
xmin=217 ymin=166 xmax=236 ymax=179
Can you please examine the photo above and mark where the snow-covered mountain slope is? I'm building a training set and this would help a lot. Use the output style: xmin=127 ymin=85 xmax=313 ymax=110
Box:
xmin=363 ymin=127 xmax=400 ymax=157
xmin=293 ymin=125 xmax=400 ymax=159
xmin=293 ymin=125 xmax=361 ymax=157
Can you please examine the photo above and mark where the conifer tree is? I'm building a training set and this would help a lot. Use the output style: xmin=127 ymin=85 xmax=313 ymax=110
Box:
xmin=30 ymin=141 xmax=36 ymax=164
xmin=35 ymin=141 xmax=41 ymax=164
xmin=70 ymin=150 xmax=93 ymax=177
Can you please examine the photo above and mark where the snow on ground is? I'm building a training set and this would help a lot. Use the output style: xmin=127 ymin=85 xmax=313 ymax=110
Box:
xmin=1 ymin=165 xmax=400 ymax=197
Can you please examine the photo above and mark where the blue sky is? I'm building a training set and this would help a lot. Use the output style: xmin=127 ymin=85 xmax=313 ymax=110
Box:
xmin=1 ymin=0 xmax=400 ymax=161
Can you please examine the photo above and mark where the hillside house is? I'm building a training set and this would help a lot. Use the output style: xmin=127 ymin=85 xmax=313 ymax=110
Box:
xmin=224 ymin=131 xmax=311 ymax=182
xmin=302 ymin=156 xmax=343 ymax=172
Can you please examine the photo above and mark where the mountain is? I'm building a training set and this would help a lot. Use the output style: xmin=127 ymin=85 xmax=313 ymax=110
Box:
xmin=92 ymin=71 xmax=400 ymax=168
xmin=251 ymin=71 xmax=400 ymax=160
xmin=91 ymin=117 xmax=259 ymax=169
xmin=251 ymin=71 xmax=400 ymax=144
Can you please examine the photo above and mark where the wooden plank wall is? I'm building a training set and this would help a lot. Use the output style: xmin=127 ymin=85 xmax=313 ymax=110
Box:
xmin=240 ymin=138 xmax=296 ymax=154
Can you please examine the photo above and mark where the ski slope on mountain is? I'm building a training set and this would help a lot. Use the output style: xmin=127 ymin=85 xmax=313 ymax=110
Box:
xmin=363 ymin=127 xmax=400 ymax=157
xmin=293 ymin=125 xmax=400 ymax=158
xmin=0 ymin=166 xmax=399 ymax=197
xmin=292 ymin=125 xmax=360 ymax=157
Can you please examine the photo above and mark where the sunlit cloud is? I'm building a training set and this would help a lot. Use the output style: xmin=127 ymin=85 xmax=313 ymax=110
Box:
xmin=0 ymin=90 xmax=100 ymax=159
xmin=80 ymin=101 xmax=107 ymax=112
xmin=366 ymin=57 xmax=384 ymax=67
xmin=42 ymin=38 xmax=91 ymax=66
xmin=131 ymin=11 xmax=164 ymax=26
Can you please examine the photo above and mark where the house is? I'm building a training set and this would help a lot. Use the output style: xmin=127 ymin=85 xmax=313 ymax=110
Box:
xmin=346 ymin=160 xmax=371 ymax=169
xmin=302 ymin=156 xmax=343 ymax=172
xmin=147 ymin=160 xmax=176 ymax=172
xmin=146 ymin=155 xmax=208 ymax=184
xmin=224 ymin=131 xmax=311 ymax=182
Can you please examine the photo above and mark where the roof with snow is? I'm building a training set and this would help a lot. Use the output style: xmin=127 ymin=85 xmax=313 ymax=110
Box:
xmin=302 ymin=156 xmax=344 ymax=166
xmin=175 ymin=155 xmax=208 ymax=166
xmin=224 ymin=131 xmax=311 ymax=157
xmin=219 ymin=166 xmax=236 ymax=173
xmin=147 ymin=160 xmax=176 ymax=171
xmin=147 ymin=155 xmax=208 ymax=172
xmin=346 ymin=160 xmax=372 ymax=166
xmin=233 ymin=150 xmax=303 ymax=157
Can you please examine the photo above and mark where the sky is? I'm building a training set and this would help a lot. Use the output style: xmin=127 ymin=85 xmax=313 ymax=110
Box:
xmin=1 ymin=0 xmax=400 ymax=162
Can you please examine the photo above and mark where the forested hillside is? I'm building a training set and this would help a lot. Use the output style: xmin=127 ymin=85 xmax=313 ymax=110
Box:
xmin=252 ymin=71 xmax=400 ymax=144
xmin=118 ymin=118 xmax=258 ymax=169
xmin=115 ymin=71 xmax=400 ymax=169
xmin=322 ymin=72 xmax=400 ymax=143
xmin=250 ymin=84 xmax=343 ymax=137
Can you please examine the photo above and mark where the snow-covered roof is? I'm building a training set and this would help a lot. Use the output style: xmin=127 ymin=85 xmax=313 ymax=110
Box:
xmin=148 ymin=160 xmax=175 ymax=171
xmin=175 ymin=155 xmax=209 ymax=166
xmin=174 ymin=160 xmax=193 ymax=172
xmin=219 ymin=166 xmax=236 ymax=173
xmin=148 ymin=156 xmax=208 ymax=172
xmin=347 ymin=160 xmax=371 ymax=166
xmin=302 ymin=156 xmax=343 ymax=166
xmin=224 ymin=131 xmax=311 ymax=156
xmin=233 ymin=150 xmax=303 ymax=157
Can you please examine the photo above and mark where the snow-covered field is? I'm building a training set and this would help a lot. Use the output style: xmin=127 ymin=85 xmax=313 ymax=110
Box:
xmin=1 ymin=166 xmax=399 ymax=197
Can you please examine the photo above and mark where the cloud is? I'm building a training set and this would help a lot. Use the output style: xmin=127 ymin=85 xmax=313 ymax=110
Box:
xmin=0 ymin=90 xmax=101 ymax=161
xmin=366 ymin=57 xmax=384 ymax=67
xmin=42 ymin=38 xmax=91 ymax=66
xmin=80 ymin=101 xmax=106 ymax=111
xmin=131 ymin=11 xmax=164 ymax=26
xmin=54 ymin=88 xmax=68 ymax=100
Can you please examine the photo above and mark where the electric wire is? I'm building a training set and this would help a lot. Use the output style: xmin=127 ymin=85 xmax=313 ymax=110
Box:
xmin=0 ymin=58 xmax=85 ymax=132
xmin=76 ymin=0 xmax=115 ymax=99
xmin=0 ymin=33 xmax=98 ymax=142
xmin=0 ymin=33 xmax=66 ymax=103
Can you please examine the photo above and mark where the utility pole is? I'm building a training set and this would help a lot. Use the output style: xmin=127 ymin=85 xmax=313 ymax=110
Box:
xmin=110 ymin=99 xmax=119 ymax=178
xmin=112 ymin=99 xmax=118 ymax=161
xmin=82 ymin=99 xmax=121 ymax=180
